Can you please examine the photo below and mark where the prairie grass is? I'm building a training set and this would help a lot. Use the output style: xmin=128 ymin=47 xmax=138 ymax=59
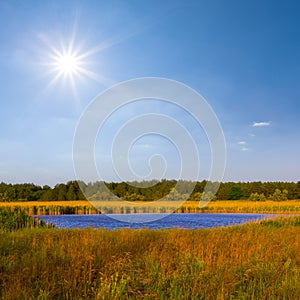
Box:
xmin=1 ymin=216 xmax=300 ymax=299
xmin=185 ymin=200 xmax=300 ymax=214
xmin=1 ymin=200 xmax=300 ymax=215
xmin=0 ymin=201 xmax=98 ymax=215
xmin=0 ymin=201 xmax=92 ymax=207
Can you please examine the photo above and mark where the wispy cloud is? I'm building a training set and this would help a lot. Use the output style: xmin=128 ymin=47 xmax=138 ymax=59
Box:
xmin=252 ymin=121 xmax=271 ymax=127
xmin=241 ymin=146 xmax=250 ymax=151
xmin=237 ymin=141 xmax=250 ymax=151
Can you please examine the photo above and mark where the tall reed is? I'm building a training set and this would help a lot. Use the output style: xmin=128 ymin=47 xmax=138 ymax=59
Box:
xmin=1 ymin=216 xmax=300 ymax=299
xmin=0 ymin=207 xmax=53 ymax=231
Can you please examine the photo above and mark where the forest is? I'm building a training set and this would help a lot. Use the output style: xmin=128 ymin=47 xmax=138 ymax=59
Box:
xmin=0 ymin=180 xmax=300 ymax=202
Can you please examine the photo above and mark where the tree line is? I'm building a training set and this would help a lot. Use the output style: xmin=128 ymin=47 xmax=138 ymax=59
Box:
xmin=0 ymin=180 xmax=300 ymax=202
xmin=0 ymin=181 xmax=85 ymax=202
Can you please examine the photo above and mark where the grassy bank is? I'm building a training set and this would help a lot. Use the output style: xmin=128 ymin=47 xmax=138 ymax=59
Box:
xmin=0 ymin=201 xmax=98 ymax=215
xmin=0 ymin=207 xmax=54 ymax=232
xmin=183 ymin=200 xmax=300 ymax=214
xmin=1 ymin=216 xmax=300 ymax=299
xmin=1 ymin=200 xmax=300 ymax=214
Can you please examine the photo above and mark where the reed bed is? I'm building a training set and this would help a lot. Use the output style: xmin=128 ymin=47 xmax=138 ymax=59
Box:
xmin=1 ymin=216 xmax=300 ymax=299
xmin=178 ymin=200 xmax=300 ymax=214
xmin=0 ymin=207 xmax=54 ymax=232
xmin=0 ymin=202 xmax=98 ymax=215
xmin=0 ymin=201 xmax=92 ymax=207
xmin=1 ymin=200 xmax=300 ymax=215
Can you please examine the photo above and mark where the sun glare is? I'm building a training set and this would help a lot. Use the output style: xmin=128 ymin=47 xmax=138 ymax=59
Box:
xmin=44 ymin=43 xmax=84 ymax=90
xmin=45 ymin=40 xmax=106 ymax=89
xmin=50 ymin=46 xmax=83 ymax=81
xmin=41 ymin=32 xmax=113 ymax=99
xmin=55 ymin=53 xmax=80 ymax=75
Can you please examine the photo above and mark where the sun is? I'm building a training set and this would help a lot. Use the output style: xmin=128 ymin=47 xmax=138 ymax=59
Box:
xmin=44 ymin=40 xmax=108 ymax=89
xmin=50 ymin=46 xmax=83 ymax=81
xmin=55 ymin=53 xmax=80 ymax=76
xmin=42 ymin=40 xmax=101 ymax=99
xmin=40 ymin=32 xmax=113 ymax=98
xmin=43 ymin=41 xmax=83 ymax=90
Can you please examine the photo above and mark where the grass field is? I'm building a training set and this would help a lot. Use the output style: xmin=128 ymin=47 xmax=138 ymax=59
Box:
xmin=0 ymin=200 xmax=91 ymax=207
xmin=0 ymin=201 xmax=97 ymax=215
xmin=187 ymin=200 xmax=300 ymax=213
xmin=1 ymin=215 xmax=300 ymax=299
xmin=1 ymin=199 xmax=300 ymax=214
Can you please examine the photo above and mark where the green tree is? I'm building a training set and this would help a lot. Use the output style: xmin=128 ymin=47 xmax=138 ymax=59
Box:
xmin=40 ymin=189 xmax=57 ymax=201
xmin=248 ymin=192 xmax=266 ymax=201
xmin=5 ymin=187 xmax=17 ymax=201
xmin=228 ymin=186 xmax=243 ymax=200
xmin=56 ymin=184 xmax=67 ymax=201
xmin=271 ymin=189 xmax=288 ymax=201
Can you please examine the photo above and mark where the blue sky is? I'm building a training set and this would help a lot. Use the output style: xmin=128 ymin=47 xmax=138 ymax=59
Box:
xmin=0 ymin=0 xmax=299 ymax=185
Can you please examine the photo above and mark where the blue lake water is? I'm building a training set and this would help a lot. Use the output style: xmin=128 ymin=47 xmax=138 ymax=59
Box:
xmin=38 ymin=213 xmax=276 ymax=230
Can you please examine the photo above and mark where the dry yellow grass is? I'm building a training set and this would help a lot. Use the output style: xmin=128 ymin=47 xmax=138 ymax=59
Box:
xmin=207 ymin=200 xmax=300 ymax=209
xmin=1 ymin=199 xmax=300 ymax=214
xmin=0 ymin=201 xmax=96 ymax=215
xmin=0 ymin=200 xmax=92 ymax=207
xmin=183 ymin=200 xmax=300 ymax=213
xmin=2 ymin=217 xmax=300 ymax=299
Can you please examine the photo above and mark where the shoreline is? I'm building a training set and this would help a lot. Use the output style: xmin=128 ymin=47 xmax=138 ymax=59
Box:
xmin=1 ymin=200 xmax=300 ymax=215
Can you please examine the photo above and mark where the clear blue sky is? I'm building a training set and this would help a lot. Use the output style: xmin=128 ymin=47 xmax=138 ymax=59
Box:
xmin=0 ymin=0 xmax=299 ymax=185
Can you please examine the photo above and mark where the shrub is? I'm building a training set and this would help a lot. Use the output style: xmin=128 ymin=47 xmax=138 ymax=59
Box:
xmin=248 ymin=192 xmax=266 ymax=201
xmin=271 ymin=189 xmax=288 ymax=201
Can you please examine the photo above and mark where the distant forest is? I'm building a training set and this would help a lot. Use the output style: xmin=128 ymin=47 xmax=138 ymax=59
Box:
xmin=0 ymin=180 xmax=300 ymax=202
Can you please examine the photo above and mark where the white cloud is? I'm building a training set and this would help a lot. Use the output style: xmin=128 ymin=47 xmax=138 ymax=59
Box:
xmin=238 ymin=141 xmax=246 ymax=145
xmin=241 ymin=146 xmax=250 ymax=151
xmin=252 ymin=121 xmax=271 ymax=127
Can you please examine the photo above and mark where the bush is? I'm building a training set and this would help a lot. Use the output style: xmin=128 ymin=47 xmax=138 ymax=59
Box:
xmin=248 ymin=192 xmax=266 ymax=201
xmin=271 ymin=189 xmax=288 ymax=201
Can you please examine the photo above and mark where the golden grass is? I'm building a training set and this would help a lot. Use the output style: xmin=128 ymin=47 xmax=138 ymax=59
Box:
xmin=198 ymin=200 xmax=300 ymax=213
xmin=208 ymin=200 xmax=300 ymax=209
xmin=1 ymin=199 xmax=300 ymax=214
xmin=2 ymin=217 xmax=300 ymax=299
xmin=0 ymin=200 xmax=92 ymax=207
xmin=206 ymin=200 xmax=300 ymax=213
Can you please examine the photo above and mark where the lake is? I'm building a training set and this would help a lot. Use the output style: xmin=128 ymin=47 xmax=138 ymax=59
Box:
xmin=38 ymin=213 xmax=276 ymax=230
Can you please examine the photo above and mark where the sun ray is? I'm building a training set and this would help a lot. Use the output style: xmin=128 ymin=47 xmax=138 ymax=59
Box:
xmin=39 ymin=12 xmax=152 ymax=96
xmin=44 ymin=42 xmax=86 ymax=90
xmin=40 ymin=21 xmax=145 ymax=97
xmin=75 ymin=65 xmax=114 ymax=86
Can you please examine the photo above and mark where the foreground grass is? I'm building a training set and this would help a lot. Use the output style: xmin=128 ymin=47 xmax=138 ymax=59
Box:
xmin=1 ymin=217 xmax=300 ymax=299
xmin=1 ymin=200 xmax=300 ymax=214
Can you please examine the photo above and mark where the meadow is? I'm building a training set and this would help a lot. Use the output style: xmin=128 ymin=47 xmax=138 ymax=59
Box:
xmin=183 ymin=200 xmax=300 ymax=214
xmin=1 ymin=209 xmax=300 ymax=299
xmin=1 ymin=199 xmax=300 ymax=214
